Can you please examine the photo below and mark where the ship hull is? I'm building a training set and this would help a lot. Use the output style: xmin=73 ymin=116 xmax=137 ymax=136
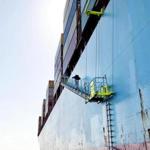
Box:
xmin=38 ymin=0 xmax=150 ymax=149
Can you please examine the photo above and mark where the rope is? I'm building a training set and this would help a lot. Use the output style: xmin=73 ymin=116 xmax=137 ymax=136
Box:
xmin=95 ymin=27 xmax=98 ymax=78
xmin=112 ymin=0 xmax=115 ymax=85
xmin=85 ymin=46 xmax=87 ymax=76
xmin=96 ymin=24 xmax=100 ymax=78
xmin=97 ymin=24 xmax=100 ymax=76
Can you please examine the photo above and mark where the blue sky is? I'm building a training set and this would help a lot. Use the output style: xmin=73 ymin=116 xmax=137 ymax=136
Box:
xmin=0 ymin=0 xmax=66 ymax=149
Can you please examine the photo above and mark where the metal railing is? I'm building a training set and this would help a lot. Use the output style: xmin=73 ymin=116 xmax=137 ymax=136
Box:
xmin=61 ymin=75 xmax=114 ymax=103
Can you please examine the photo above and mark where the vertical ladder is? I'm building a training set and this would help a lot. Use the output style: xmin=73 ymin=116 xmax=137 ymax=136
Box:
xmin=106 ymin=101 xmax=114 ymax=150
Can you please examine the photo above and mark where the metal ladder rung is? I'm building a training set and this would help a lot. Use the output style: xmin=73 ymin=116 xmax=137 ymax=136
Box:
xmin=106 ymin=101 xmax=114 ymax=150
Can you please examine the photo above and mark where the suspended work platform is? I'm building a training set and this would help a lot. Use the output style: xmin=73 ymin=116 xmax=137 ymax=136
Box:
xmin=61 ymin=75 xmax=114 ymax=104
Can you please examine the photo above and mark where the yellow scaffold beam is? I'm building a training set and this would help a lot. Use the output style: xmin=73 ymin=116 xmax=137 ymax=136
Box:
xmin=85 ymin=0 xmax=104 ymax=16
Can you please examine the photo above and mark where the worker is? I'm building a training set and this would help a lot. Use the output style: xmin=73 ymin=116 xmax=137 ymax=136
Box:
xmin=72 ymin=75 xmax=81 ymax=90
xmin=84 ymin=82 xmax=88 ymax=93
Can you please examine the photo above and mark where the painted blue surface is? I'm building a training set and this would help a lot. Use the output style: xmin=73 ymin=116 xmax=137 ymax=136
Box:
xmin=39 ymin=0 xmax=150 ymax=149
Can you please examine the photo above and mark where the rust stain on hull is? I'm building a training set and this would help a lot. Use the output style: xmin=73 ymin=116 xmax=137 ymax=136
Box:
xmin=138 ymin=88 xmax=148 ymax=150
xmin=88 ymin=142 xmax=150 ymax=150
xmin=103 ymin=127 xmax=107 ymax=146
xmin=114 ymin=142 xmax=150 ymax=150
xmin=139 ymin=89 xmax=145 ymax=120
xmin=148 ymin=129 xmax=150 ymax=139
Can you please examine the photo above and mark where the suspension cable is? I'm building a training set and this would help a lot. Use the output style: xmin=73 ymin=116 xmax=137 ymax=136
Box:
xmin=95 ymin=28 xmax=98 ymax=78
